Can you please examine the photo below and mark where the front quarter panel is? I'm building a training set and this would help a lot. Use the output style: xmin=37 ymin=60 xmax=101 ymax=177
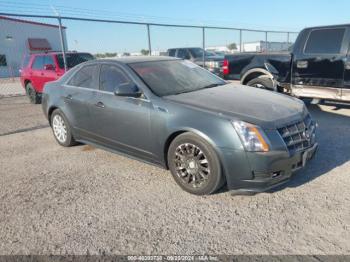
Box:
xmin=149 ymin=97 xmax=254 ymax=186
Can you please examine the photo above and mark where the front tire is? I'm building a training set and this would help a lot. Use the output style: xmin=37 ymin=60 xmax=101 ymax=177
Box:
xmin=51 ymin=109 xmax=76 ymax=147
xmin=246 ymin=76 xmax=276 ymax=91
xmin=167 ymin=132 xmax=225 ymax=195
xmin=26 ymin=82 xmax=41 ymax=104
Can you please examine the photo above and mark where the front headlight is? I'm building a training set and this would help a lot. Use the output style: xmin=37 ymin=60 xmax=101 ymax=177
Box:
xmin=233 ymin=121 xmax=270 ymax=152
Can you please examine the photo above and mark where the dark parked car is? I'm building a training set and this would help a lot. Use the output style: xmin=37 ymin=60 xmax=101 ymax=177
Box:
xmin=223 ymin=24 xmax=350 ymax=102
xmin=20 ymin=51 xmax=94 ymax=104
xmin=167 ymin=47 xmax=224 ymax=76
xmin=42 ymin=57 xmax=317 ymax=195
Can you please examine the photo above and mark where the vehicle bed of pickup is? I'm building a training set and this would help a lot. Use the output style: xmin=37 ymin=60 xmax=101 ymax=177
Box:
xmin=223 ymin=52 xmax=292 ymax=84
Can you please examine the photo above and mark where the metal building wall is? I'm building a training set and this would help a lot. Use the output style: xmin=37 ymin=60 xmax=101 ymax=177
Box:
xmin=0 ymin=18 xmax=67 ymax=78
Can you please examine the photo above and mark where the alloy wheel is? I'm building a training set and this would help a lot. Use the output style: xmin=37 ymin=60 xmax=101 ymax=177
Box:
xmin=173 ymin=143 xmax=210 ymax=188
xmin=52 ymin=114 xmax=67 ymax=143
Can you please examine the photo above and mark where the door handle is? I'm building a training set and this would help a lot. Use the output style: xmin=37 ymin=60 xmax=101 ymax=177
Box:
xmin=95 ymin=101 xmax=105 ymax=108
xmin=297 ymin=60 xmax=308 ymax=69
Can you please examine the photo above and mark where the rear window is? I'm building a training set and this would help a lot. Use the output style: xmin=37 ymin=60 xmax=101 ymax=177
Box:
xmin=57 ymin=53 xmax=94 ymax=69
xmin=168 ymin=49 xmax=176 ymax=57
xmin=0 ymin=54 xmax=7 ymax=67
xmin=32 ymin=56 xmax=44 ymax=70
xmin=176 ymin=49 xmax=191 ymax=59
xmin=44 ymin=55 xmax=55 ymax=67
xmin=68 ymin=64 xmax=98 ymax=89
xmin=304 ymin=28 xmax=345 ymax=54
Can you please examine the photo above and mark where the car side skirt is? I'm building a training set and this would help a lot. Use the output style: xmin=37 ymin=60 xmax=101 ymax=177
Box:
xmin=76 ymin=138 xmax=167 ymax=170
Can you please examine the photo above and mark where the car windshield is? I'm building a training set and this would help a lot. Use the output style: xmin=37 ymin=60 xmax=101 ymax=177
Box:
xmin=57 ymin=53 xmax=94 ymax=69
xmin=189 ymin=48 xmax=214 ymax=58
xmin=129 ymin=60 xmax=226 ymax=97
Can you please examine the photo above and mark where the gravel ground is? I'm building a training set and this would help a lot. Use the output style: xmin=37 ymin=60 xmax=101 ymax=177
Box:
xmin=0 ymin=79 xmax=25 ymax=97
xmin=0 ymin=96 xmax=349 ymax=255
xmin=0 ymin=96 xmax=48 ymax=136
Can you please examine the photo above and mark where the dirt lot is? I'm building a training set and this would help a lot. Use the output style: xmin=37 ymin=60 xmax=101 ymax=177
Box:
xmin=0 ymin=96 xmax=349 ymax=255
xmin=0 ymin=78 xmax=25 ymax=98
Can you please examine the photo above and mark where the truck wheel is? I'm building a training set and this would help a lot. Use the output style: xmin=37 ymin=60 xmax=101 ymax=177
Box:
xmin=50 ymin=109 xmax=77 ymax=147
xmin=167 ymin=132 xmax=225 ymax=195
xmin=26 ymin=83 xmax=41 ymax=104
xmin=246 ymin=77 xmax=277 ymax=91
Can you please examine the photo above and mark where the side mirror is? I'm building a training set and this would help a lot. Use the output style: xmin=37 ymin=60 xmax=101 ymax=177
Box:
xmin=114 ymin=83 xmax=142 ymax=98
xmin=44 ymin=64 xmax=55 ymax=71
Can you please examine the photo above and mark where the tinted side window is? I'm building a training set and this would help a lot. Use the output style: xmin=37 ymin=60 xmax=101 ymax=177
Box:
xmin=168 ymin=49 xmax=176 ymax=57
xmin=305 ymin=28 xmax=345 ymax=54
xmin=99 ymin=65 xmax=130 ymax=92
xmin=44 ymin=56 xmax=55 ymax=67
xmin=68 ymin=65 xmax=98 ymax=89
xmin=0 ymin=54 xmax=7 ymax=66
xmin=177 ymin=49 xmax=190 ymax=59
xmin=57 ymin=53 xmax=94 ymax=69
xmin=32 ymin=56 xmax=44 ymax=70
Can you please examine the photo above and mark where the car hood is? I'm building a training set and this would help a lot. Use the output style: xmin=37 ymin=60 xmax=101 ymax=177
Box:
xmin=164 ymin=84 xmax=307 ymax=129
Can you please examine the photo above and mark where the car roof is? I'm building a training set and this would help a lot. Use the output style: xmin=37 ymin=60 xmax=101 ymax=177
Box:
xmin=304 ymin=24 xmax=350 ymax=31
xmin=96 ymin=56 xmax=180 ymax=64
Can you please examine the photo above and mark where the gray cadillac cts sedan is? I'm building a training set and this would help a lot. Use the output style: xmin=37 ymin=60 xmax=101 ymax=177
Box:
xmin=42 ymin=56 xmax=317 ymax=195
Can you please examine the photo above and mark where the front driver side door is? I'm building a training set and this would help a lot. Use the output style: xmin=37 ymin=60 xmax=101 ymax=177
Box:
xmin=89 ymin=63 xmax=155 ymax=161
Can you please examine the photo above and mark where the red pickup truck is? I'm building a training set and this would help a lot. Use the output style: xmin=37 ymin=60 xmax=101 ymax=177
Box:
xmin=20 ymin=52 xmax=94 ymax=103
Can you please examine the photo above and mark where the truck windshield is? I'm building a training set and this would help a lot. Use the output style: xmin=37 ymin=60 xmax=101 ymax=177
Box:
xmin=57 ymin=53 xmax=94 ymax=69
xmin=129 ymin=60 xmax=226 ymax=97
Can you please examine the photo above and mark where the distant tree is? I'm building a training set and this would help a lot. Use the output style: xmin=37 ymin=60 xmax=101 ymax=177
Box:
xmin=94 ymin=53 xmax=105 ymax=58
xmin=140 ymin=49 xmax=150 ymax=55
xmin=105 ymin=52 xmax=117 ymax=57
xmin=122 ymin=52 xmax=130 ymax=56
xmin=227 ymin=43 xmax=237 ymax=51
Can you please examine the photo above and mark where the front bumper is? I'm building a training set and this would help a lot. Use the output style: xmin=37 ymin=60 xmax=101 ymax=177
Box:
xmin=221 ymin=143 xmax=318 ymax=193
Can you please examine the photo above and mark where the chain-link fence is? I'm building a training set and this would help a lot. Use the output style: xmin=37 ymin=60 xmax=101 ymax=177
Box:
xmin=0 ymin=12 xmax=298 ymax=97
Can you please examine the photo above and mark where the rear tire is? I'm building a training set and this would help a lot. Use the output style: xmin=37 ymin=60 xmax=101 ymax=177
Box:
xmin=167 ymin=132 xmax=225 ymax=195
xmin=246 ymin=76 xmax=276 ymax=91
xmin=26 ymin=83 xmax=41 ymax=104
xmin=50 ymin=109 xmax=77 ymax=147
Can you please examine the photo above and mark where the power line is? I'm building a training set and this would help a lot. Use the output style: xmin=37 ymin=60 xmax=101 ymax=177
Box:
xmin=0 ymin=0 xmax=300 ymax=31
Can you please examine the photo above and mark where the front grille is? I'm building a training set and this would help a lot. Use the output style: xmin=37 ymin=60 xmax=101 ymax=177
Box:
xmin=278 ymin=114 xmax=316 ymax=155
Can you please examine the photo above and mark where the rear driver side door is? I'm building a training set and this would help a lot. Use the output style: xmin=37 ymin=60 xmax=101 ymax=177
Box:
xmin=63 ymin=64 xmax=99 ymax=138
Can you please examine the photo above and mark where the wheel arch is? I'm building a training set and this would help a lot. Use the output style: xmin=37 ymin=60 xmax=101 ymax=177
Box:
xmin=24 ymin=79 xmax=31 ymax=87
xmin=241 ymin=68 xmax=274 ymax=85
xmin=163 ymin=128 xmax=222 ymax=170
xmin=48 ymin=106 xmax=59 ymax=126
